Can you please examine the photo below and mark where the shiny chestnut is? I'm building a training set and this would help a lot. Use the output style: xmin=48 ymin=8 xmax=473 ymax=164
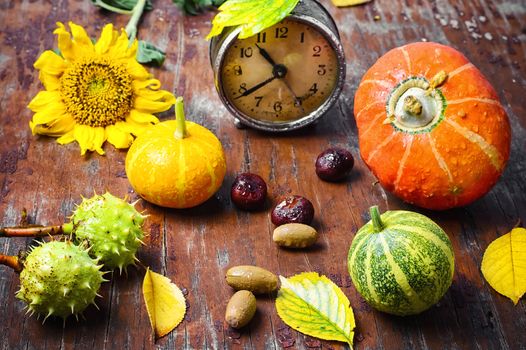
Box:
xmin=315 ymin=147 xmax=354 ymax=182
xmin=271 ymin=195 xmax=314 ymax=226
xmin=231 ymin=173 xmax=267 ymax=211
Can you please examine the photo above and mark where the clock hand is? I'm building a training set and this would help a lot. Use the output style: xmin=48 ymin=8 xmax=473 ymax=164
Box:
xmin=235 ymin=75 xmax=276 ymax=99
xmin=280 ymin=78 xmax=305 ymax=113
xmin=255 ymin=43 xmax=277 ymax=67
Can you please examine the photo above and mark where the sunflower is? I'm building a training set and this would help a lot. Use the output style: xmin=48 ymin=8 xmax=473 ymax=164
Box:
xmin=28 ymin=22 xmax=175 ymax=155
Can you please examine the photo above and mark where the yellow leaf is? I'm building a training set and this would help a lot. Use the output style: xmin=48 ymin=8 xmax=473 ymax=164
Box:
xmin=481 ymin=228 xmax=526 ymax=304
xmin=331 ymin=0 xmax=372 ymax=7
xmin=275 ymin=272 xmax=355 ymax=346
xmin=206 ymin=0 xmax=300 ymax=40
xmin=142 ymin=268 xmax=186 ymax=337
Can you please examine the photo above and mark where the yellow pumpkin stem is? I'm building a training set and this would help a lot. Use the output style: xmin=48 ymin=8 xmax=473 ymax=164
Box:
xmin=174 ymin=97 xmax=188 ymax=140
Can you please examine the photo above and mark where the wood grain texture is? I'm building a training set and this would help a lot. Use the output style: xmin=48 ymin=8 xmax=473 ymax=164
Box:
xmin=1 ymin=0 xmax=525 ymax=349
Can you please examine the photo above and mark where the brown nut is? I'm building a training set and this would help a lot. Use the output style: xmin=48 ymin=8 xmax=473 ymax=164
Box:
xmin=273 ymin=223 xmax=318 ymax=248
xmin=225 ymin=290 xmax=257 ymax=329
xmin=225 ymin=265 xmax=278 ymax=294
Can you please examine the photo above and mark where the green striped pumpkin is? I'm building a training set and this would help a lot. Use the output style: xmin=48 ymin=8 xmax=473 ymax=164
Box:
xmin=348 ymin=206 xmax=454 ymax=316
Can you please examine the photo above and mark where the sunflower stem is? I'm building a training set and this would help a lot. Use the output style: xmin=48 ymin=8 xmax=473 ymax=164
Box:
xmin=0 ymin=254 xmax=22 ymax=272
xmin=125 ymin=0 xmax=147 ymax=43
xmin=93 ymin=0 xmax=133 ymax=15
xmin=174 ymin=97 xmax=188 ymax=139
xmin=0 ymin=223 xmax=73 ymax=237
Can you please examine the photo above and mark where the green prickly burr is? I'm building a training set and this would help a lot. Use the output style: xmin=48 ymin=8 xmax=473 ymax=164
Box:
xmin=68 ymin=192 xmax=146 ymax=273
xmin=0 ymin=192 xmax=147 ymax=273
xmin=3 ymin=240 xmax=107 ymax=321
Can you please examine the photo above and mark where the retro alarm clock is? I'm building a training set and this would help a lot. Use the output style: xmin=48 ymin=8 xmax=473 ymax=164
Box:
xmin=209 ymin=0 xmax=346 ymax=132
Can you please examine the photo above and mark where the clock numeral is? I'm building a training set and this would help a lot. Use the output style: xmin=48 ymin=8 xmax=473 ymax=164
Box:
xmin=275 ymin=27 xmax=288 ymax=39
xmin=317 ymin=64 xmax=326 ymax=76
xmin=273 ymin=101 xmax=283 ymax=113
xmin=234 ymin=65 xmax=243 ymax=76
xmin=254 ymin=96 xmax=263 ymax=107
xmin=312 ymin=45 xmax=322 ymax=57
xmin=240 ymin=47 xmax=253 ymax=58
xmin=309 ymin=83 xmax=319 ymax=94
xmin=300 ymin=32 xmax=305 ymax=43
xmin=239 ymin=83 xmax=247 ymax=94
xmin=256 ymin=32 xmax=267 ymax=43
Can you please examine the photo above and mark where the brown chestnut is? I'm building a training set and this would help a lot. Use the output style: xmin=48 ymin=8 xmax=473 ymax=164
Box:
xmin=271 ymin=195 xmax=314 ymax=226
xmin=315 ymin=147 xmax=354 ymax=182
xmin=231 ymin=173 xmax=267 ymax=211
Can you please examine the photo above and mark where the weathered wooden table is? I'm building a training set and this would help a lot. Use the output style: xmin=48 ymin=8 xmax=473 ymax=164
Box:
xmin=1 ymin=0 xmax=525 ymax=349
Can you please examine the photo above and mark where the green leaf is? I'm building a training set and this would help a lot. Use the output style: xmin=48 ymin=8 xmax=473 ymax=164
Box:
xmin=172 ymin=0 xmax=225 ymax=15
xmin=92 ymin=0 xmax=153 ymax=12
xmin=136 ymin=40 xmax=166 ymax=66
xmin=206 ymin=0 xmax=300 ymax=40
xmin=276 ymin=272 xmax=355 ymax=347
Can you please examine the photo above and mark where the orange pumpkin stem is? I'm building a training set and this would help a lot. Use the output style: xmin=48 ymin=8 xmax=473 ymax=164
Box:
xmin=403 ymin=95 xmax=423 ymax=116
xmin=174 ymin=97 xmax=188 ymax=139
xmin=369 ymin=206 xmax=384 ymax=233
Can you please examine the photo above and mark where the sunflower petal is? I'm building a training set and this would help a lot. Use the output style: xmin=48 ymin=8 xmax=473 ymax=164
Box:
xmin=106 ymin=124 xmax=134 ymax=149
xmin=33 ymin=115 xmax=75 ymax=137
xmin=127 ymin=39 xmax=139 ymax=59
xmin=109 ymin=29 xmax=132 ymax=59
xmin=92 ymin=127 xmax=106 ymax=155
xmin=28 ymin=91 xmax=62 ymax=111
xmin=34 ymin=51 xmax=67 ymax=75
xmin=128 ymin=109 xmax=159 ymax=124
xmin=116 ymin=119 xmax=150 ymax=137
xmin=38 ymin=71 xmax=61 ymax=91
xmin=74 ymin=124 xmax=94 ymax=155
xmin=54 ymin=22 xmax=75 ymax=61
xmin=134 ymin=95 xmax=174 ymax=114
xmin=31 ymin=104 xmax=67 ymax=125
xmin=56 ymin=129 xmax=76 ymax=145
xmin=68 ymin=22 xmax=94 ymax=53
xmin=135 ymin=87 xmax=176 ymax=103
xmin=95 ymin=23 xmax=117 ymax=55
xmin=132 ymin=79 xmax=162 ymax=91
xmin=127 ymin=59 xmax=151 ymax=80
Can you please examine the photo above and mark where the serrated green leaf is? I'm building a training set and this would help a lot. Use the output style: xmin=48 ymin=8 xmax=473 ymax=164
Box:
xmin=206 ymin=0 xmax=300 ymax=40
xmin=136 ymin=40 xmax=166 ymax=66
xmin=92 ymin=0 xmax=153 ymax=12
xmin=276 ymin=272 xmax=355 ymax=347
xmin=172 ymin=0 xmax=225 ymax=15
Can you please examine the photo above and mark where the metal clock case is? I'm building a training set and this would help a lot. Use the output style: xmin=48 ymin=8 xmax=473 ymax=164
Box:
xmin=210 ymin=0 xmax=346 ymax=132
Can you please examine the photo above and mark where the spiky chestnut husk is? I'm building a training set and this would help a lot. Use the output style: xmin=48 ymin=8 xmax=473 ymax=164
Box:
xmin=70 ymin=192 xmax=145 ymax=273
xmin=16 ymin=241 xmax=104 ymax=320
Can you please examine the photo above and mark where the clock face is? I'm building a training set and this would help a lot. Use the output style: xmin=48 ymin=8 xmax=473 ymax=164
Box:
xmin=220 ymin=18 xmax=340 ymax=123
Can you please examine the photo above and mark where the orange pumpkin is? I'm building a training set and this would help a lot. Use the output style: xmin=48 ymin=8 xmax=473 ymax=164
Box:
xmin=354 ymin=42 xmax=510 ymax=210
xmin=125 ymin=97 xmax=226 ymax=208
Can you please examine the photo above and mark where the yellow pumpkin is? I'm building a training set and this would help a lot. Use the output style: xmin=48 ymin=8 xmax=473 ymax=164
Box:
xmin=125 ymin=97 xmax=226 ymax=208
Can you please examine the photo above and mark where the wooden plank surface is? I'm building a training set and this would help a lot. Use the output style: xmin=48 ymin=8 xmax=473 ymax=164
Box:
xmin=1 ymin=0 xmax=525 ymax=349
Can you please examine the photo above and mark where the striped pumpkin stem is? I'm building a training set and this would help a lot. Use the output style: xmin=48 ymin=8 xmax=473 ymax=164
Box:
xmin=174 ymin=97 xmax=188 ymax=140
xmin=0 ymin=223 xmax=73 ymax=238
xmin=369 ymin=206 xmax=384 ymax=233
xmin=0 ymin=254 xmax=22 ymax=272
